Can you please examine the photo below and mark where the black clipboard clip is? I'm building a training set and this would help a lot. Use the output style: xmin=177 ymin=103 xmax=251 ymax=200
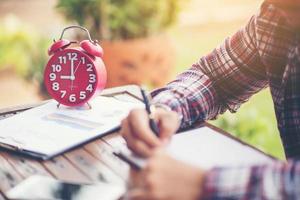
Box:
xmin=102 ymin=91 xmax=142 ymax=103
xmin=100 ymin=85 xmax=143 ymax=103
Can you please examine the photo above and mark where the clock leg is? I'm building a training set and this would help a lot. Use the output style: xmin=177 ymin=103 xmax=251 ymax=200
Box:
xmin=87 ymin=102 xmax=92 ymax=109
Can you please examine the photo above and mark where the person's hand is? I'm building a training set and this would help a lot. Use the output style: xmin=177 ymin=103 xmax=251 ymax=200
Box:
xmin=120 ymin=107 xmax=180 ymax=157
xmin=127 ymin=150 xmax=205 ymax=200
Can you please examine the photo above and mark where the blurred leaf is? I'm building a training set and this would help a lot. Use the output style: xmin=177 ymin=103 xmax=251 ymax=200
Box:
xmin=0 ymin=15 xmax=50 ymax=92
xmin=56 ymin=0 xmax=186 ymax=40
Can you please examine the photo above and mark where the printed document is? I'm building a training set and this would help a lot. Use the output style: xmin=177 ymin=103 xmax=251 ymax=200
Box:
xmin=0 ymin=96 xmax=143 ymax=158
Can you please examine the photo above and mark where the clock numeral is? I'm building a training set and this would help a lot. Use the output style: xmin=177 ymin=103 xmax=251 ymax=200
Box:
xmin=49 ymin=73 xmax=56 ymax=81
xmin=58 ymin=56 xmax=67 ymax=64
xmin=51 ymin=64 xmax=62 ymax=72
xmin=69 ymin=94 xmax=76 ymax=102
xmin=67 ymin=53 xmax=78 ymax=61
xmin=89 ymin=74 xmax=96 ymax=83
xmin=86 ymin=64 xmax=93 ymax=72
xmin=52 ymin=82 xmax=59 ymax=91
xmin=60 ymin=90 xmax=66 ymax=98
xmin=81 ymin=57 xmax=86 ymax=64
xmin=80 ymin=91 xmax=86 ymax=100
xmin=86 ymin=84 xmax=93 ymax=92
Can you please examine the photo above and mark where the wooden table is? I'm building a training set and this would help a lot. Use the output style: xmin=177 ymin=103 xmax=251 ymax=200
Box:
xmin=0 ymin=86 xmax=274 ymax=199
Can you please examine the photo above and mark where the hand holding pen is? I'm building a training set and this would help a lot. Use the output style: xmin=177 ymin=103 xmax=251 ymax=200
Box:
xmin=140 ymin=88 xmax=160 ymax=136
xmin=119 ymin=87 xmax=181 ymax=158
xmin=118 ymin=88 xmax=204 ymax=199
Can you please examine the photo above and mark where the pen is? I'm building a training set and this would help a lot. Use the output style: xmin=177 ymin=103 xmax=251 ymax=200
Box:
xmin=112 ymin=88 xmax=160 ymax=171
xmin=113 ymin=151 xmax=144 ymax=171
xmin=140 ymin=88 xmax=160 ymax=136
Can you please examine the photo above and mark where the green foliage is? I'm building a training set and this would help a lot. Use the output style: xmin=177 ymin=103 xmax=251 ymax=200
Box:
xmin=56 ymin=0 xmax=184 ymax=40
xmin=0 ymin=16 xmax=50 ymax=89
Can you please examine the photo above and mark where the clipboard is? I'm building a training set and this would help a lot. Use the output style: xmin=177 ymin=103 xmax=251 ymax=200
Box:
xmin=0 ymin=85 xmax=144 ymax=160
xmin=110 ymin=127 xmax=275 ymax=171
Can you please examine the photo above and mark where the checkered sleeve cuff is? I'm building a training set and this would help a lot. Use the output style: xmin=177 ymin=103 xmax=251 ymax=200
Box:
xmin=202 ymin=160 xmax=300 ymax=200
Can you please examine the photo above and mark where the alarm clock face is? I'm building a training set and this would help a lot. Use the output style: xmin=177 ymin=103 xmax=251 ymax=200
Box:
xmin=44 ymin=49 xmax=98 ymax=106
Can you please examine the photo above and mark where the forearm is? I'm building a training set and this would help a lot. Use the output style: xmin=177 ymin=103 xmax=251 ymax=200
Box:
xmin=202 ymin=160 xmax=300 ymax=200
xmin=151 ymin=9 xmax=270 ymax=129
xmin=151 ymin=69 xmax=221 ymax=129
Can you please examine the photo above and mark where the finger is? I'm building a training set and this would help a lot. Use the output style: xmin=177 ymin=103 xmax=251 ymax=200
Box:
xmin=157 ymin=112 xmax=180 ymax=141
xmin=126 ymin=134 xmax=153 ymax=157
xmin=120 ymin=118 xmax=132 ymax=142
xmin=128 ymin=109 xmax=161 ymax=147
xmin=121 ymin=118 xmax=152 ymax=157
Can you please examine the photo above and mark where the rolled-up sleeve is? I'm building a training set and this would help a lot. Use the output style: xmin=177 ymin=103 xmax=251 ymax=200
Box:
xmin=151 ymin=5 xmax=275 ymax=129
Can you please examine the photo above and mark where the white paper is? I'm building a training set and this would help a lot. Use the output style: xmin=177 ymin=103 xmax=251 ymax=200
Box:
xmin=0 ymin=96 xmax=143 ymax=157
xmin=109 ymin=127 xmax=275 ymax=170
xmin=167 ymin=127 xmax=274 ymax=169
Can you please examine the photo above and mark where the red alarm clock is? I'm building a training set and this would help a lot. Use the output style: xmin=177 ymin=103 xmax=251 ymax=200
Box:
xmin=44 ymin=25 xmax=107 ymax=107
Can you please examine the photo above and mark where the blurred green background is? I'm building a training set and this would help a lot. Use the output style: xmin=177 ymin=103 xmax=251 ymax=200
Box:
xmin=0 ymin=0 xmax=285 ymax=159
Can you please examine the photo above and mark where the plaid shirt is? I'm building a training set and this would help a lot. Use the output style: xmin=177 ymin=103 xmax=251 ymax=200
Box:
xmin=151 ymin=2 xmax=300 ymax=199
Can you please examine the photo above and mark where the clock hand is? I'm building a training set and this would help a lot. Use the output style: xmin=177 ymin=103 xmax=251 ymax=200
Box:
xmin=60 ymin=75 xmax=73 ymax=80
xmin=70 ymin=60 xmax=75 ymax=80
xmin=74 ymin=60 xmax=82 ymax=75
xmin=61 ymin=60 xmax=81 ymax=81
xmin=71 ymin=78 xmax=74 ymax=91
xmin=70 ymin=60 xmax=81 ymax=91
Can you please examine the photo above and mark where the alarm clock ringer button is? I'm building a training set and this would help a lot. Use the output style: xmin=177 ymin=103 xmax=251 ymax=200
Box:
xmin=80 ymin=40 xmax=104 ymax=58
xmin=48 ymin=39 xmax=72 ymax=56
